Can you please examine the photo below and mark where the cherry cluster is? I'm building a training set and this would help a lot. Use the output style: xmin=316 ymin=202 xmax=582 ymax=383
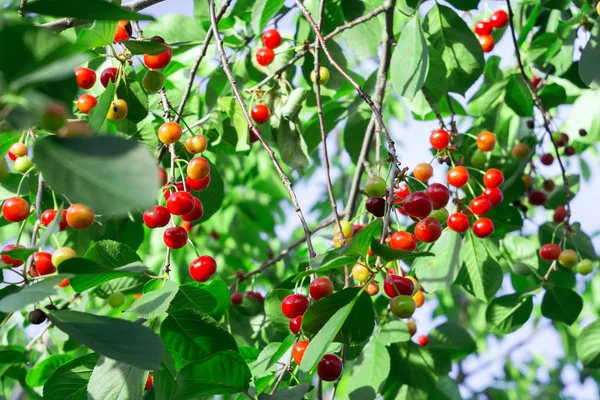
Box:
xmin=474 ymin=9 xmax=508 ymax=53
xmin=540 ymin=243 xmax=593 ymax=275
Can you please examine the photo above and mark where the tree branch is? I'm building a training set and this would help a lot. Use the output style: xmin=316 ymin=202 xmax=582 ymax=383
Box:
xmin=209 ymin=0 xmax=316 ymax=258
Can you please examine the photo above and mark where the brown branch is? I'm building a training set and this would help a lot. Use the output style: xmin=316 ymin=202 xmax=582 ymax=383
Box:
xmin=209 ymin=0 xmax=316 ymax=258
xmin=18 ymin=0 xmax=27 ymax=18
xmin=422 ymin=89 xmax=447 ymax=130
xmin=39 ymin=0 xmax=165 ymax=29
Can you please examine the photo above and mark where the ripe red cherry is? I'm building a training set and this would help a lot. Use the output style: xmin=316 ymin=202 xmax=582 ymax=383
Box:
xmin=181 ymin=197 xmax=203 ymax=222
xmin=483 ymin=187 xmax=503 ymax=207
xmin=41 ymin=209 xmax=68 ymax=231
xmin=281 ymin=294 xmax=310 ymax=318
xmin=143 ymin=205 xmax=170 ymax=229
xmin=447 ymin=166 xmax=469 ymax=188
xmin=113 ymin=21 xmax=130 ymax=42
xmin=541 ymin=153 xmax=554 ymax=166
xmin=470 ymin=196 xmax=492 ymax=216
xmin=531 ymin=76 xmax=541 ymax=89
xmin=74 ymin=67 xmax=96 ymax=89
xmin=251 ymin=104 xmax=270 ymax=125
xmin=249 ymin=127 xmax=262 ymax=143
xmin=76 ymin=94 xmax=98 ymax=114
xmin=33 ymin=252 xmax=55 ymax=276
xmin=162 ymin=182 xmax=186 ymax=200
xmin=426 ymin=183 xmax=450 ymax=210
xmin=366 ymin=197 xmax=385 ymax=217
xmin=166 ymin=191 xmax=195 ymax=215
xmin=390 ymin=231 xmax=417 ymax=251
xmin=539 ymin=243 xmax=561 ymax=261
xmin=245 ymin=291 xmax=264 ymax=303
xmin=483 ymin=168 xmax=504 ymax=188
xmin=293 ymin=341 xmax=309 ymax=365
xmin=448 ymin=213 xmax=470 ymax=233
xmin=255 ymin=47 xmax=275 ymax=66
xmin=1 ymin=244 xmax=25 ymax=267
xmin=429 ymin=129 xmax=450 ymax=150
xmin=2 ymin=197 xmax=30 ymax=222
xmin=528 ymin=190 xmax=547 ymax=206
xmin=553 ymin=205 xmax=567 ymax=223
xmin=144 ymin=37 xmax=172 ymax=70
xmin=403 ymin=192 xmax=433 ymax=219
xmin=489 ymin=10 xmax=508 ymax=29
xmin=417 ymin=335 xmax=429 ymax=346
xmin=479 ymin=34 xmax=495 ymax=52
xmin=393 ymin=183 xmax=410 ymax=203
xmin=474 ymin=20 xmax=493 ymax=36
xmin=186 ymin=175 xmax=210 ymax=191
xmin=189 ymin=255 xmax=217 ymax=282
xmin=414 ymin=217 xmax=442 ymax=243
xmin=144 ymin=373 xmax=153 ymax=391
xmin=231 ymin=291 xmax=243 ymax=305
xmin=310 ymin=277 xmax=334 ymax=301
xmin=262 ymin=29 xmax=282 ymax=49
xmin=158 ymin=167 xmax=168 ymax=186
xmin=384 ymin=275 xmax=414 ymax=297
xmin=163 ymin=226 xmax=188 ymax=249
xmin=565 ymin=146 xmax=576 ymax=156
xmin=317 ymin=354 xmax=343 ymax=382
xmin=100 ymin=67 xmax=118 ymax=88
xmin=290 ymin=315 xmax=302 ymax=334
xmin=473 ymin=218 xmax=494 ymax=238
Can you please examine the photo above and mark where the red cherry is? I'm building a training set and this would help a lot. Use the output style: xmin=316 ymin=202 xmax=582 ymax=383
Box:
xmin=483 ymin=187 xmax=503 ymax=207
xmin=163 ymin=226 xmax=188 ymax=249
xmin=245 ymin=291 xmax=264 ymax=303
xmin=162 ymin=182 xmax=186 ymax=201
xmin=539 ymin=243 xmax=561 ymax=261
xmin=531 ymin=76 xmax=541 ymax=89
xmin=351 ymin=224 xmax=363 ymax=235
xmin=448 ymin=213 xmax=470 ymax=233
xmin=281 ymin=294 xmax=310 ymax=318
xmin=479 ymin=34 xmax=495 ymax=52
xmin=251 ymin=104 xmax=270 ymax=125
xmin=553 ymin=205 xmax=567 ymax=223
xmin=262 ymin=29 xmax=282 ymax=49
xmin=231 ymin=291 xmax=243 ymax=305
xmin=414 ymin=217 xmax=442 ymax=243
xmin=166 ymin=191 xmax=195 ymax=215
xmin=186 ymin=175 xmax=210 ymax=191
xmin=403 ymin=192 xmax=432 ymax=219
xmin=33 ymin=252 xmax=55 ymax=276
xmin=158 ymin=167 xmax=168 ymax=187
xmin=565 ymin=146 xmax=576 ymax=156
xmin=113 ymin=24 xmax=130 ymax=42
xmin=249 ymin=126 xmax=262 ymax=143
xmin=310 ymin=277 xmax=334 ymax=301
xmin=489 ymin=10 xmax=508 ymax=29
xmin=473 ymin=218 xmax=494 ymax=238
xmin=144 ymin=373 xmax=154 ymax=391
xmin=447 ymin=166 xmax=469 ymax=188
xmin=483 ymin=168 xmax=504 ymax=188
xmin=393 ymin=183 xmax=410 ymax=203
xmin=100 ymin=67 xmax=118 ymax=88
xmin=8 ymin=150 xmax=17 ymax=161
xmin=384 ymin=275 xmax=414 ymax=297
xmin=1 ymin=244 xmax=25 ymax=267
xmin=255 ymin=47 xmax=275 ymax=66
xmin=41 ymin=209 xmax=68 ymax=231
xmin=2 ymin=197 xmax=30 ymax=223
xmin=76 ymin=94 xmax=98 ymax=114
xmin=143 ymin=205 xmax=170 ymax=229
xmin=144 ymin=38 xmax=172 ymax=70
xmin=425 ymin=183 xmax=450 ymax=210
xmin=293 ymin=341 xmax=309 ymax=365
xmin=390 ymin=231 xmax=417 ymax=251
xmin=181 ymin=197 xmax=203 ymax=222
xmin=417 ymin=335 xmax=429 ymax=346
xmin=474 ymin=20 xmax=493 ymax=36
xmin=74 ymin=67 xmax=96 ymax=89
xmin=189 ymin=255 xmax=217 ymax=282
xmin=429 ymin=129 xmax=450 ymax=150
xmin=366 ymin=197 xmax=385 ymax=217
xmin=528 ymin=190 xmax=547 ymax=206
xmin=290 ymin=315 xmax=302 ymax=334
xmin=317 ymin=354 xmax=343 ymax=382
xmin=470 ymin=196 xmax=492 ymax=216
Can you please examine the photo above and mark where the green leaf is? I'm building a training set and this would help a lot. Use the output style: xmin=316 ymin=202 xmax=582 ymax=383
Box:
xmin=579 ymin=19 xmax=600 ymax=90
xmin=48 ymin=310 xmax=163 ymax=370
xmin=143 ymin=14 xmax=207 ymax=43
xmin=87 ymin=357 xmax=145 ymax=400
xmin=413 ymin=230 xmax=463 ymax=293
xmin=32 ymin=136 xmax=160 ymax=216
xmin=251 ymin=0 xmax=286 ymax=35
xmin=259 ymin=383 xmax=312 ymax=400
xmin=0 ymin=275 xmax=72 ymax=312
xmin=116 ymin=75 xmax=149 ymax=124
xmin=23 ymin=0 xmax=153 ymax=20
xmin=544 ymin=174 xmax=579 ymax=209
xmin=89 ymin=80 xmax=117 ymax=131
xmin=175 ymin=350 xmax=251 ymax=398
xmin=126 ymin=279 xmax=178 ymax=320
xmin=421 ymin=41 xmax=448 ymax=103
xmin=528 ymin=33 xmax=562 ymax=64
xmin=505 ymin=75 xmax=534 ymax=117
xmin=267 ymin=334 xmax=296 ymax=370
xmin=427 ymin=322 xmax=476 ymax=358
xmin=302 ymin=288 xmax=375 ymax=346
xmin=343 ymin=221 xmax=381 ymax=256
xmin=460 ymin=231 xmax=503 ymax=302
xmin=74 ymin=21 xmax=117 ymax=50
xmin=281 ymin=88 xmax=309 ymax=120
xmin=194 ymin=157 xmax=225 ymax=223
xmin=370 ymin=238 xmax=433 ymax=264
xmin=43 ymin=353 xmax=99 ymax=400
xmin=160 ymin=309 xmax=238 ymax=370
xmin=218 ymin=97 xmax=250 ymax=152
xmin=0 ymin=247 xmax=36 ymax=264
xmin=386 ymin=342 xmax=438 ymax=390
xmin=445 ymin=0 xmax=479 ymax=10
xmin=154 ymin=353 xmax=178 ymax=400
xmin=59 ymin=259 xmax=147 ymax=293
xmin=577 ymin=319 xmax=600 ymax=368
xmin=423 ymin=4 xmax=484 ymax=95
xmin=346 ymin=338 xmax=390 ymax=399
xmin=26 ymin=354 xmax=73 ymax=387
xmin=293 ymin=252 xmax=357 ymax=282
xmin=391 ymin=17 xmax=428 ymax=100
xmin=378 ymin=321 xmax=411 ymax=346
xmin=486 ymin=204 xmax=523 ymax=236
xmin=0 ymin=350 xmax=26 ymax=365
xmin=538 ymin=83 xmax=567 ymax=109
xmin=121 ymin=40 xmax=168 ymax=55
xmin=501 ymin=236 xmax=539 ymax=272
xmin=485 ymin=292 xmax=535 ymax=334
xmin=168 ymin=280 xmax=230 ymax=320
xmin=276 ymin=116 xmax=310 ymax=172
xmin=541 ymin=286 xmax=583 ymax=325
xmin=264 ymin=289 xmax=294 ymax=333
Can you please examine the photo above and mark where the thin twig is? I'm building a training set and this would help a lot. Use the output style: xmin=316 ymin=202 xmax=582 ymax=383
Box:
xmin=209 ymin=0 xmax=316 ymax=258
xmin=422 ymin=89 xmax=447 ymax=130
xmin=270 ymin=337 xmax=299 ymax=394
xmin=25 ymin=323 xmax=51 ymax=350
xmin=18 ymin=0 xmax=27 ymax=18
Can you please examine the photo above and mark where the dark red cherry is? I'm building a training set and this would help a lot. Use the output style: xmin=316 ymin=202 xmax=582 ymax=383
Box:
xmin=425 ymin=184 xmax=450 ymax=210
xmin=403 ymin=192 xmax=432 ymax=219
xmin=366 ymin=197 xmax=385 ymax=217
xmin=310 ymin=277 xmax=334 ymax=301
xmin=231 ymin=291 xmax=243 ymax=305
xmin=383 ymin=275 xmax=414 ymax=297
xmin=245 ymin=291 xmax=264 ymax=303
xmin=100 ymin=67 xmax=118 ymax=88
xmin=528 ymin=190 xmax=547 ymax=206
xmin=317 ymin=354 xmax=343 ymax=382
